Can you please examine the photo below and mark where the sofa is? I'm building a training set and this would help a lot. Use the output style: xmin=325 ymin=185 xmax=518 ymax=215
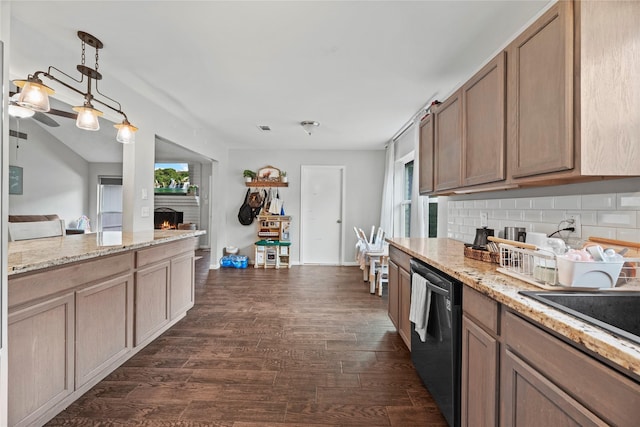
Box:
xmin=8 ymin=214 xmax=66 ymax=242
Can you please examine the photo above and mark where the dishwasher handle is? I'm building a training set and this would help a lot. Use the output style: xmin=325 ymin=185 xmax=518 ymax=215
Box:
xmin=422 ymin=276 xmax=450 ymax=297
xmin=410 ymin=260 xmax=452 ymax=297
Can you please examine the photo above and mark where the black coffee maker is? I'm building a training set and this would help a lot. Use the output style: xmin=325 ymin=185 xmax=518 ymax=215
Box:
xmin=473 ymin=227 xmax=494 ymax=250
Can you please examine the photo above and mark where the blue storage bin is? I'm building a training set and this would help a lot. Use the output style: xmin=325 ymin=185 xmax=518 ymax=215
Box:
xmin=232 ymin=255 xmax=248 ymax=269
xmin=221 ymin=255 xmax=248 ymax=269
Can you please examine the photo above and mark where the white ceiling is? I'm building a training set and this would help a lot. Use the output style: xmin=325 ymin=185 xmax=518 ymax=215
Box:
xmin=7 ymin=0 xmax=551 ymax=163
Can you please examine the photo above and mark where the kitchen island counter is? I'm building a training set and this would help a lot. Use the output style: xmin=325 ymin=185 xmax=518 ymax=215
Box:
xmin=387 ymin=237 xmax=640 ymax=379
xmin=8 ymin=229 xmax=205 ymax=276
xmin=8 ymin=230 xmax=205 ymax=426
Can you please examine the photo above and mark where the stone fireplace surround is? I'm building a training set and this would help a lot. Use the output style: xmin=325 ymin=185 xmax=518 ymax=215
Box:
xmin=154 ymin=194 xmax=200 ymax=230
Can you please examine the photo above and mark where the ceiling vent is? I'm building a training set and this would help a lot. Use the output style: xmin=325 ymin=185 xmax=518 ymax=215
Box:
xmin=257 ymin=125 xmax=271 ymax=132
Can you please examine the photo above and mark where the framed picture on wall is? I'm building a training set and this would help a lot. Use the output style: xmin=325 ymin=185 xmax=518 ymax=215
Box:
xmin=9 ymin=165 xmax=23 ymax=195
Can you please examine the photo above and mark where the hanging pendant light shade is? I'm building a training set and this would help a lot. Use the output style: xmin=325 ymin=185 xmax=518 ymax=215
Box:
xmin=114 ymin=119 xmax=139 ymax=144
xmin=14 ymin=77 xmax=55 ymax=112
xmin=8 ymin=94 xmax=36 ymax=118
xmin=73 ymin=103 xmax=103 ymax=131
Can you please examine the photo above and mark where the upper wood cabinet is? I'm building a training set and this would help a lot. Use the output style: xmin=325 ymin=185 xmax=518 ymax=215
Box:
xmin=462 ymin=52 xmax=506 ymax=187
xmin=577 ymin=0 xmax=640 ymax=176
xmin=424 ymin=1 xmax=640 ymax=195
xmin=508 ymin=1 xmax=574 ymax=179
xmin=418 ymin=114 xmax=434 ymax=194
xmin=434 ymin=90 xmax=463 ymax=192
xmin=508 ymin=0 xmax=640 ymax=183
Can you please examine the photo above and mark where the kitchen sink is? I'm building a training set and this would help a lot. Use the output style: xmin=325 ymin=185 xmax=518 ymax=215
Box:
xmin=520 ymin=291 xmax=640 ymax=345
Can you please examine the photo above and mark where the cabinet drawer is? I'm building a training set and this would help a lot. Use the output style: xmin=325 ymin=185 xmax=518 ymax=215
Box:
xmin=503 ymin=310 xmax=640 ymax=426
xmin=389 ymin=245 xmax=411 ymax=272
xmin=463 ymin=286 xmax=499 ymax=335
xmin=136 ymin=238 xmax=196 ymax=268
xmin=9 ymin=253 xmax=133 ymax=309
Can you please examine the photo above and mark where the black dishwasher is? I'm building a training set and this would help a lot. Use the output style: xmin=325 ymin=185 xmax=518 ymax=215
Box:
xmin=409 ymin=259 xmax=462 ymax=427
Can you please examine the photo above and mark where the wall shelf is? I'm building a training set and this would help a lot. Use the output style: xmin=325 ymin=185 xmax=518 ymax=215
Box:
xmin=245 ymin=181 xmax=288 ymax=187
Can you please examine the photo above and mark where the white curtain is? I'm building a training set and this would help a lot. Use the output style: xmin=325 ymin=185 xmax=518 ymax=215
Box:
xmin=379 ymin=141 xmax=395 ymax=236
xmin=410 ymin=116 xmax=428 ymax=238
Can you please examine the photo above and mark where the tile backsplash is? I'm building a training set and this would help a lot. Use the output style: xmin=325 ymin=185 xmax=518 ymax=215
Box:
xmin=447 ymin=192 xmax=640 ymax=246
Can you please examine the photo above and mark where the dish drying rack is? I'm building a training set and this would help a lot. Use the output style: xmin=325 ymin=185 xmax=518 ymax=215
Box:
xmin=495 ymin=240 xmax=640 ymax=290
xmin=497 ymin=243 xmax=560 ymax=290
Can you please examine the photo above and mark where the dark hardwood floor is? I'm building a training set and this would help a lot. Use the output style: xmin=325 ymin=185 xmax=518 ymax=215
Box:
xmin=47 ymin=251 xmax=447 ymax=426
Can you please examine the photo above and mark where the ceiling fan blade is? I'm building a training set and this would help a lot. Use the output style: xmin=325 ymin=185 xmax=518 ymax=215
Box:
xmin=48 ymin=108 xmax=77 ymax=120
xmin=32 ymin=112 xmax=60 ymax=127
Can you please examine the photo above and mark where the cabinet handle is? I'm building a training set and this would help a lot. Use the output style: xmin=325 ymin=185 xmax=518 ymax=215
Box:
xmin=336 ymin=219 xmax=342 ymax=223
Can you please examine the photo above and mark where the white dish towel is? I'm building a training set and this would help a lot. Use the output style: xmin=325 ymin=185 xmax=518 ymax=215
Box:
xmin=409 ymin=272 xmax=432 ymax=342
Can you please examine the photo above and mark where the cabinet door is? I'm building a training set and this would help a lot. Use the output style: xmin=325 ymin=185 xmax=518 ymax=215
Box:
xmin=418 ymin=114 xmax=434 ymax=194
xmin=8 ymin=292 xmax=75 ymax=427
xmin=134 ymin=261 xmax=170 ymax=346
xmin=76 ymin=274 xmax=133 ymax=388
xmin=461 ymin=315 xmax=498 ymax=427
xmin=508 ymin=1 xmax=574 ymax=178
xmin=500 ymin=348 xmax=607 ymax=427
xmin=398 ymin=267 xmax=412 ymax=351
xmin=387 ymin=260 xmax=400 ymax=329
xmin=462 ymin=52 xmax=506 ymax=187
xmin=170 ymin=252 xmax=195 ymax=319
xmin=434 ymin=90 xmax=462 ymax=191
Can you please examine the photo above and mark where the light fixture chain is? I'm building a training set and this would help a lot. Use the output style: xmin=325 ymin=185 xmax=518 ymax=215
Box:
xmin=81 ymin=40 xmax=85 ymax=66
xmin=95 ymin=48 xmax=99 ymax=72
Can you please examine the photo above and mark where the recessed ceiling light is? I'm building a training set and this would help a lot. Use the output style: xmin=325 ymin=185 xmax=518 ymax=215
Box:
xmin=300 ymin=121 xmax=319 ymax=135
xmin=257 ymin=125 xmax=271 ymax=131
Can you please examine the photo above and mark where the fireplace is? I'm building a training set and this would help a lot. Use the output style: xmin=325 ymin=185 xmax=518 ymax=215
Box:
xmin=154 ymin=207 xmax=184 ymax=230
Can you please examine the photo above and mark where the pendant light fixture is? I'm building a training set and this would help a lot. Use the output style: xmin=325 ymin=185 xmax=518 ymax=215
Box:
xmin=13 ymin=31 xmax=137 ymax=143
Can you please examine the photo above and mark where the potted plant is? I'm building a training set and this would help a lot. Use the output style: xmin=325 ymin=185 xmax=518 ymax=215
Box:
xmin=243 ymin=169 xmax=256 ymax=183
xmin=280 ymin=171 xmax=288 ymax=183
xmin=188 ymin=185 xmax=199 ymax=196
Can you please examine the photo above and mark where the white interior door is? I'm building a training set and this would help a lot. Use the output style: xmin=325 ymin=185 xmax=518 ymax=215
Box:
xmin=301 ymin=165 xmax=344 ymax=265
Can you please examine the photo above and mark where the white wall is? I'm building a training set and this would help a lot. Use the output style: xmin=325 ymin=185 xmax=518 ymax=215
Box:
xmin=0 ymin=4 xmax=10 ymax=423
xmin=226 ymin=149 xmax=385 ymax=265
xmin=8 ymin=119 xmax=89 ymax=227
xmin=446 ymin=177 xmax=640 ymax=246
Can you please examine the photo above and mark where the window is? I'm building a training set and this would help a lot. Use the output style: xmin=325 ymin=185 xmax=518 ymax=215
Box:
xmin=400 ymin=160 xmax=413 ymax=237
xmin=154 ymin=162 xmax=190 ymax=190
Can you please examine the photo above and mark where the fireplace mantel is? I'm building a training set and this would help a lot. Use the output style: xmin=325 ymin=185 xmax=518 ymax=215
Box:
xmin=154 ymin=195 xmax=200 ymax=207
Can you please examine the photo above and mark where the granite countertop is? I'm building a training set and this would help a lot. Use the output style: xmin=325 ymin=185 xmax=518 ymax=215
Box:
xmin=8 ymin=229 xmax=206 ymax=276
xmin=387 ymin=237 xmax=640 ymax=379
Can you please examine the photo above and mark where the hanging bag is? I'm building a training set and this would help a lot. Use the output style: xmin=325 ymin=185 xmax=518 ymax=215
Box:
xmin=237 ymin=189 xmax=254 ymax=225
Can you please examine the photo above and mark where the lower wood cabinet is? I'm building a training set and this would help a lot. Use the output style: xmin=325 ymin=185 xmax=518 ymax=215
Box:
xmin=461 ymin=315 xmax=498 ymax=427
xmin=134 ymin=261 xmax=171 ymax=346
xmin=388 ymin=246 xmax=413 ymax=350
xmin=501 ymin=348 xmax=606 ymax=427
xmin=7 ymin=237 xmax=197 ymax=427
xmin=398 ymin=267 xmax=412 ymax=351
xmin=75 ymin=274 xmax=133 ymax=388
xmin=170 ymin=252 xmax=195 ymax=319
xmin=8 ymin=292 xmax=75 ymax=427
xmin=462 ymin=285 xmax=640 ymax=426
xmin=501 ymin=310 xmax=640 ymax=427
xmin=387 ymin=260 xmax=400 ymax=330
xmin=461 ymin=287 xmax=499 ymax=427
